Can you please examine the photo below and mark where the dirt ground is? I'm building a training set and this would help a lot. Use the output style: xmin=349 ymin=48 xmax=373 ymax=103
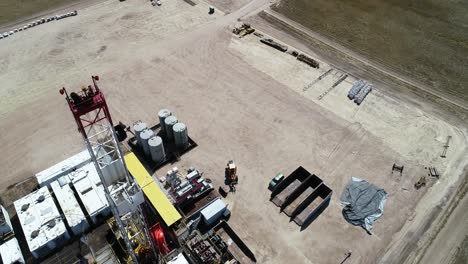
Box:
xmin=0 ymin=0 xmax=467 ymax=263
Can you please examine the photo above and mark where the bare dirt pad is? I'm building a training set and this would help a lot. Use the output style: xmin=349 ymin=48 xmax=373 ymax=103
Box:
xmin=228 ymin=29 xmax=468 ymax=263
xmin=0 ymin=1 xmax=467 ymax=264
xmin=272 ymin=0 xmax=468 ymax=107
xmin=203 ymin=0 xmax=252 ymax=13
xmin=452 ymin=236 xmax=468 ymax=264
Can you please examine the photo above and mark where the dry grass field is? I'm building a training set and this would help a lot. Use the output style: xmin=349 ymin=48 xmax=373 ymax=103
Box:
xmin=273 ymin=0 xmax=468 ymax=107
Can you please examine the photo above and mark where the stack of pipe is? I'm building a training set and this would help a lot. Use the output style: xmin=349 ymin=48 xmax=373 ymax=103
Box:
xmin=348 ymin=80 xmax=365 ymax=99
xmin=1 ymin=11 xmax=77 ymax=41
xmin=354 ymin=84 xmax=373 ymax=105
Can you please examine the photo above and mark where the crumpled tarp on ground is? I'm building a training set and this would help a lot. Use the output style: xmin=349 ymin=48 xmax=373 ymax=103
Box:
xmin=340 ymin=177 xmax=387 ymax=233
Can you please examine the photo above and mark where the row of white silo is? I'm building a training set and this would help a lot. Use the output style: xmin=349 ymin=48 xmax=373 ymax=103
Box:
xmin=148 ymin=136 xmax=165 ymax=163
xmin=132 ymin=108 xmax=189 ymax=163
xmin=133 ymin=121 xmax=163 ymax=163
xmin=159 ymin=109 xmax=189 ymax=149
xmin=173 ymin=123 xmax=189 ymax=149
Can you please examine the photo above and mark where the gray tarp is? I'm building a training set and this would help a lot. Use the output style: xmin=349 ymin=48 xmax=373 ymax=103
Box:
xmin=340 ymin=177 xmax=387 ymax=233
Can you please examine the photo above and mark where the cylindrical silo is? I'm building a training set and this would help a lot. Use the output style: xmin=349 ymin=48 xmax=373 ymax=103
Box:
xmin=158 ymin=109 xmax=172 ymax=134
xmin=164 ymin=116 xmax=178 ymax=141
xmin=148 ymin=136 xmax=165 ymax=162
xmin=133 ymin=121 xmax=147 ymax=148
xmin=173 ymin=123 xmax=188 ymax=149
xmin=139 ymin=129 xmax=154 ymax=157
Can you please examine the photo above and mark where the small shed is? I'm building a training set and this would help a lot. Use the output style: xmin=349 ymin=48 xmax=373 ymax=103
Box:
xmin=201 ymin=198 xmax=227 ymax=226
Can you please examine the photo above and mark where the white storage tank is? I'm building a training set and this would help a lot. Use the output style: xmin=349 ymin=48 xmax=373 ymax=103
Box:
xmin=140 ymin=129 xmax=155 ymax=156
xmin=173 ymin=123 xmax=189 ymax=149
xmin=164 ymin=116 xmax=178 ymax=140
xmin=158 ymin=109 xmax=172 ymax=134
xmin=148 ymin=136 xmax=165 ymax=163
xmin=133 ymin=121 xmax=147 ymax=148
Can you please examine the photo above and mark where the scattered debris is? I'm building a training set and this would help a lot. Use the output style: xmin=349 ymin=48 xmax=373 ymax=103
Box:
xmin=260 ymin=38 xmax=288 ymax=52
xmin=340 ymin=250 xmax=353 ymax=264
xmin=427 ymin=167 xmax=440 ymax=178
xmin=318 ymin=73 xmax=348 ymax=100
xmin=288 ymin=50 xmax=299 ymax=57
xmin=392 ymin=163 xmax=404 ymax=176
xmin=253 ymin=32 xmax=263 ymax=38
xmin=297 ymin=53 xmax=320 ymax=68
xmin=414 ymin=176 xmax=426 ymax=189
xmin=218 ymin=186 xmax=228 ymax=197
xmin=151 ymin=0 xmax=162 ymax=6
xmin=440 ymin=136 xmax=452 ymax=158
xmin=303 ymin=69 xmax=333 ymax=92
xmin=208 ymin=6 xmax=215 ymax=15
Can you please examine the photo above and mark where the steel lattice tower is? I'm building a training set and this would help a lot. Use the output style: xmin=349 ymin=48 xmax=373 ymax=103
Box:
xmin=60 ymin=76 xmax=155 ymax=263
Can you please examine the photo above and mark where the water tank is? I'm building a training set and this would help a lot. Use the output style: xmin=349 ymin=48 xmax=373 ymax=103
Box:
xmin=164 ymin=116 xmax=178 ymax=140
xmin=139 ymin=129 xmax=154 ymax=156
xmin=148 ymin=136 xmax=165 ymax=163
xmin=173 ymin=123 xmax=188 ymax=149
xmin=133 ymin=121 xmax=147 ymax=148
xmin=158 ymin=109 xmax=171 ymax=134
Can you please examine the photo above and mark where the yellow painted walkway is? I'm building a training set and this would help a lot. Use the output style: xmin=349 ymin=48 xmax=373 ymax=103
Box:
xmin=124 ymin=153 xmax=181 ymax=226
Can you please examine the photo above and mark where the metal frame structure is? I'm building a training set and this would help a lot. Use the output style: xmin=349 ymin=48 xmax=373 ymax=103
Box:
xmin=60 ymin=76 xmax=155 ymax=263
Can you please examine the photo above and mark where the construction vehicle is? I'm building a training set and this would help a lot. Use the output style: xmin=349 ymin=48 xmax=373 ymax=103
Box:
xmin=268 ymin=173 xmax=284 ymax=191
xmin=225 ymin=160 xmax=238 ymax=191
xmin=414 ymin=176 xmax=426 ymax=189
xmin=232 ymin=23 xmax=255 ymax=38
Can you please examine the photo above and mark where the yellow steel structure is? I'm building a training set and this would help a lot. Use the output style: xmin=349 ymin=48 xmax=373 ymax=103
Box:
xmin=124 ymin=153 xmax=153 ymax=188
xmin=124 ymin=153 xmax=182 ymax=226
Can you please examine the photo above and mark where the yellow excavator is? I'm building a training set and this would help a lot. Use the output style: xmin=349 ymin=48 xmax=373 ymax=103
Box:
xmin=232 ymin=23 xmax=255 ymax=38
xmin=226 ymin=160 xmax=238 ymax=191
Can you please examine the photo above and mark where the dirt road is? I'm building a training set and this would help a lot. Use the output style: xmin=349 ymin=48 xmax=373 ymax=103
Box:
xmin=418 ymin=186 xmax=468 ymax=264
xmin=0 ymin=1 xmax=467 ymax=263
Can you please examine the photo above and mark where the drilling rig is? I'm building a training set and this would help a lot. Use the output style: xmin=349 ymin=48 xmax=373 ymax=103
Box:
xmin=60 ymin=76 xmax=156 ymax=263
